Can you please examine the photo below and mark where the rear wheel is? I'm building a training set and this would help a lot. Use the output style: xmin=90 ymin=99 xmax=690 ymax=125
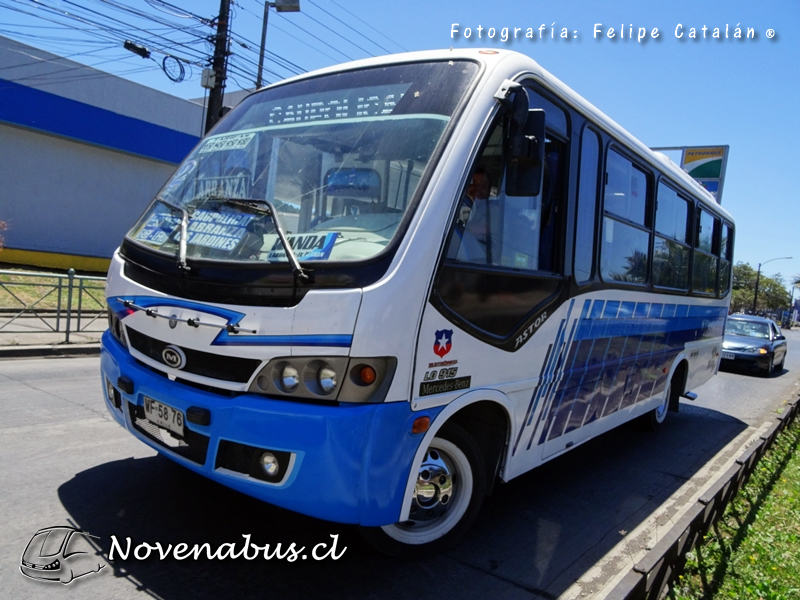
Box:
xmin=644 ymin=381 xmax=671 ymax=430
xmin=360 ymin=423 xmax=486 ymax=558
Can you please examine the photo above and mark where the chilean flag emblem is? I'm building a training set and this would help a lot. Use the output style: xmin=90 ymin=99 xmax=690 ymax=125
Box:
xmin=433 ymin=329 xmax=453 ymax=358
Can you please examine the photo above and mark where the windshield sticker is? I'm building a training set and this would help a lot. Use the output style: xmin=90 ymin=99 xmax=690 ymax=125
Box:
xmin=266 ymin=232 xmax=339 ymax=261
xmin=134 ymin=212 xmax=180 ymax=245
xmin=199 ymin=132 xmax=256 ymax=153
xmin=194 ymin=175 xmax=251 ymax=199
xmin=184 ymin=210 xmax=255 ymax=250
xmin=134 ymin=209 xmax=255 ymax=250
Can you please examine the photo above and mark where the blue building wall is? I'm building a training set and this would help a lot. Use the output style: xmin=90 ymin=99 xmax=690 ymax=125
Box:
xmin=0 ymin=36 xmax=205 ymax=272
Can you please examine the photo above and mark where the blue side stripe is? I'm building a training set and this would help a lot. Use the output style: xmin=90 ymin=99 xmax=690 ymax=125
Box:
xmin=523 ymin=299 xmax=727 ymax=450
xmin=0 ymin=78 xmax=200 ymax=164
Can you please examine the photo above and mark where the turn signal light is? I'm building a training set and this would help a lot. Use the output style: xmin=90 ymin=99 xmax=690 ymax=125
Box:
xmin=358 ymin=365 xmax=377 ymax=385
xmin=412 ymin=416 xmax=430 ymax=434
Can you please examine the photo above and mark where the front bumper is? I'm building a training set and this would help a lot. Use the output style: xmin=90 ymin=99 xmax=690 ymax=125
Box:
xmin=101 ymin=331 xmax=440 ymax=526
xmin=720 ymin=350 xmax=771 ymax=371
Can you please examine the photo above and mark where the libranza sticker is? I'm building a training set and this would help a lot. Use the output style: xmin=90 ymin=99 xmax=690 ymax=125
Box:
xmin=134 ymin=209 xmax=255 ymax=250
xmin=185 ymin=210 xmax=255 ymax=250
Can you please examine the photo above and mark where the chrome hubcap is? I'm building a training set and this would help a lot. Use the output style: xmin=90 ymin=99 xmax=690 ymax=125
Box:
xmin=410 ymin=448 xmax=454 ymax=522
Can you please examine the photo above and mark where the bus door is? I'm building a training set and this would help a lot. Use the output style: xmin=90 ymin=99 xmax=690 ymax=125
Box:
xmin=415 ymin=86 xmax=572 ymax=439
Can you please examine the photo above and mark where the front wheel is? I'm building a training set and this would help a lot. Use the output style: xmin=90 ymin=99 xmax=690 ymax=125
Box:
xmin=360 ymin=423 xmax=486 ymax=558
xmin=761 ymin=354 xmax=774 ymax=377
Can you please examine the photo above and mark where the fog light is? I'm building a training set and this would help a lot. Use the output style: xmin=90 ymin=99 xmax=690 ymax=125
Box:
xmin=318 ymin=364 xmax=338 ymax=394
xmin=259 ymin=452 xmax=279 ymax=477
xmin=281 ymin=365 xmax=299 ymax=393
xmin=105 ymin=378 xmax=121 ymax=408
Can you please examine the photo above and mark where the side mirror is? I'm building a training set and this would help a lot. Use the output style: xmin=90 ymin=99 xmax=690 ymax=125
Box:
xmin=504 ymin=89 xmax=546 ymax=197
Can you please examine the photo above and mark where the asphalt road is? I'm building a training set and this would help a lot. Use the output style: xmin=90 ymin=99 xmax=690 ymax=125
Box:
xmin=2 ymin=330 xmax=799 ymax=600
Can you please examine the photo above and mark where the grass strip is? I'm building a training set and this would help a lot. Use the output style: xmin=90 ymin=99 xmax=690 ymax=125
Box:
xmin=671 ymin=418 xmax=800 ymax=599
xmin=0 ymin=271 xmax=105 ymax=311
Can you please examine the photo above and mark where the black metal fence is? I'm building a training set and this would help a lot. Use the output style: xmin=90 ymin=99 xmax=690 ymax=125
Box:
xmin=606 ymin=395 xmax=800 ymax=599
xmin=0 ymin=268 xmax=107 ymax=344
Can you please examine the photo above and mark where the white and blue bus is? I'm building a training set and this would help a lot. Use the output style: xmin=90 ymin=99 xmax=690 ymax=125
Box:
xmin=101 ymin=49 xmax=734 ymax=556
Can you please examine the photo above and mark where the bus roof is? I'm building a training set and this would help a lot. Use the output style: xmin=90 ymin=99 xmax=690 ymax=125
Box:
xmin=256 ymin=48 xmax=732 ymax=222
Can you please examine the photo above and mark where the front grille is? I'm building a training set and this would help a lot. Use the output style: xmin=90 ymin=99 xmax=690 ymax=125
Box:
xmin=128 ymin=402 xmax=209 ymax=465
xmin=215 ymin=439 xmax=291 ymax=483
xmin=126 ymin=328 xmax=261 ymax=383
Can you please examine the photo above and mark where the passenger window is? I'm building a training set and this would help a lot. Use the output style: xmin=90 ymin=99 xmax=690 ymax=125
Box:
xmin=692 ymin=208 xmax=720 ymax=295
xmin=652 ymin=182 xmax=690 ymax=290
xmin=697 ymin=209 xmax=716 ymax=253
xmin=446 ymin=122 xmax=565 ymax=274
xmin=604 ymin=149 xmax=647 ymax=225
xmin=600 ymin=150 xmax=651 ymax=284
xmin=718 ymin=222 xmax=734 ymax=296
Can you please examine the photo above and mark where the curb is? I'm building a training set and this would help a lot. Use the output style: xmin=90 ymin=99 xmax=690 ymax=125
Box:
xmin=605 ymin=394 xmax=800 ymax=599
xmin=0 ymin=344 xmax=101 ymax=359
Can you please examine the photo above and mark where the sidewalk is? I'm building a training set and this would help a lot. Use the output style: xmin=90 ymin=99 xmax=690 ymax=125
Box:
xmin=0 ymin=266 xmax=105 ymax=358
xmin=0 ymin=329 xmax=102 ymax=358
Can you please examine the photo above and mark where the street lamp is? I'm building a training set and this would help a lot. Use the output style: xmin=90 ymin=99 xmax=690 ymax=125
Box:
xmin=752 ymin=256 xmax=793 ymax=314
xmin=256 ymin=0 xmax=300 ymax=89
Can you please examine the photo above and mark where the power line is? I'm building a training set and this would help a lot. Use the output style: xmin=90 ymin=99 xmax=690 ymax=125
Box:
xmin=306 ymin=0 xmax=391 ymax=55
xmin=326 ymin=0 xmax=407 ymax=52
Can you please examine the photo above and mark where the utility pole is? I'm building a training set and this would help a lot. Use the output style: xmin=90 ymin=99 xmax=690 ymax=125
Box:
xmin=205 ymin=0 xmax=231 ymax=133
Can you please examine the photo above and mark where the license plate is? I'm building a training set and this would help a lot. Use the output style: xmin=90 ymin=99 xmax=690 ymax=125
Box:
xmin=721 ymin=352 xmax=735 ymax=360
xmin=144 ymin=396 xmax=184 ymax=437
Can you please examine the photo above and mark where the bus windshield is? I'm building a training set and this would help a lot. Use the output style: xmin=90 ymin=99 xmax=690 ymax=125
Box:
xmin=128 ymin=60 xmax=479 ymax=265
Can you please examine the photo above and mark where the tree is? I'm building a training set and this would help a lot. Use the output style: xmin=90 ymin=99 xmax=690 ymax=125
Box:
xmin=757 ymin=273 xmax=791 ymax=313
xmin=0 ymin=220 xmax=5 ymax=251
xmin=733 ymin=262 xmax=757 ymax=291
xmin=730 ymin=262 xmax=791 ymax=314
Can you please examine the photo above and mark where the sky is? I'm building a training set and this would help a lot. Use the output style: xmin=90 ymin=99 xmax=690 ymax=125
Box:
xmin=2 ymin=0 xmax=799 ymax=292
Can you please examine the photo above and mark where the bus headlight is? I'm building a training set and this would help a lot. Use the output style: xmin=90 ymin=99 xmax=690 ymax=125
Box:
xmin=249 ymin=357 xmax=396 ymax=403
xmin=280 ymin=363 xmax=300 ymax=393
xmin=317 ymin=364 xmax=338 ymax=394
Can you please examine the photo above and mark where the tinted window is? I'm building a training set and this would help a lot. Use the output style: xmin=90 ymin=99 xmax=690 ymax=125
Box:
xmin=446 ymin=125 xmax=565 ymax=274
xmin=697 ymin=209 xmax=717 ymax=253
xmin=601 ymin=217 xmax=649 ymax=284
xmin=604 ymin=149 xmax=647 ymax=225
xmin=655 ymin=183 xmax=688 ymax=243
xmin=653 ymin=238 xmax=689 ymax=289
xmin=601 ymin=150 xmax=650 ymax=285
xmin=692 ymin=252 xmax=717 ymax=294
xmin=574 ymin=127 xmax=600 ymax=285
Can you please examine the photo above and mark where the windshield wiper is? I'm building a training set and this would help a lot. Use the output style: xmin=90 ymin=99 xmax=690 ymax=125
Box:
xmin=220 ymin=197 xmax=311 ymax=282
xmin=156 ymin=197 xmax=192 ymax=272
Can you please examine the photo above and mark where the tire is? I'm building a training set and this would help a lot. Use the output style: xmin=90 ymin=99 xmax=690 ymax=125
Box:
xmin=773 ymin=354 xmax=785 ymax=373
xmin=644 ymin=380 xmax=671 ymax=431
xmin=761 ymin=354 xmax=774 ymax=377
xmin=360 ymin=423 xmax=486 ymax=558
